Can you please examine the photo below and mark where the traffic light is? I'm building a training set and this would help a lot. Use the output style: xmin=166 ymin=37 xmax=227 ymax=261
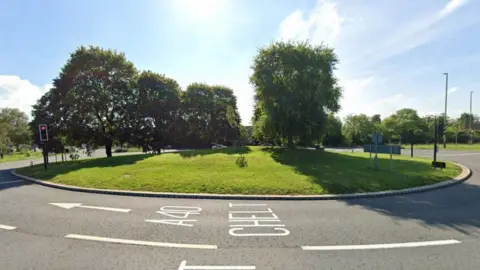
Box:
xmin=39 ymin=124 xmax=48 ymax=142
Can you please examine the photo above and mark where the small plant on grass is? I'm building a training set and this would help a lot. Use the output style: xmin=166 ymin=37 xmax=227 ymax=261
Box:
xmin=235 ymin=154 xmax=248 ymax=168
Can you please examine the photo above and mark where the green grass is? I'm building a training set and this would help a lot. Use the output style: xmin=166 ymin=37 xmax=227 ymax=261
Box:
xmin=403 ymin=143 xmax=480 ymax=150
xmin=16 ymin=147 xmax=461 ymax=195
xmin=0 ymin=151 xmax=43 ymax=163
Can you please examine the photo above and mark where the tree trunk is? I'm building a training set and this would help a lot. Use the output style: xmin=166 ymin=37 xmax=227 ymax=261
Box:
xmin=287 ymin=134 xmax=294 ymax=149
xmin=105 ymin=140 xmax=113 ymax=158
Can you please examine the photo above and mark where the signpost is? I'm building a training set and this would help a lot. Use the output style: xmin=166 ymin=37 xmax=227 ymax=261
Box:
xmin=372 ymin=132 xmax=383 ymax=170
xmin=39 ymin=124 xmax=49 ymax=170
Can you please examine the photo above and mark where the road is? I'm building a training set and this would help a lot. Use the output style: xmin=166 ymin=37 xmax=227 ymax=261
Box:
xmin=1 ymin=149 xmax=480 ymax=269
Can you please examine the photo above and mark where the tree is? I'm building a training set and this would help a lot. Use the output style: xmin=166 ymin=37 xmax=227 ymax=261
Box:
xmin=250 ymin=41 xmax=342 ymax=148
xmin=371 ymin=114 xmax=381 ymax=124
xmin=322 ymin=114 xmax=343 ymax=147
xmin=0 ymin=108 xmax=30 ymax=151
xmin=342 ymin=114 xmax=375 ymax=145
xmin=135 ymin=71 xmax=182 ymax=153
xmin=46 ymin=46 xmax=137 ymax=157
xmin=382 ymin=109 xmax=427 ymax=144
xmin=181 ymin=83 xmax=241 ymax=147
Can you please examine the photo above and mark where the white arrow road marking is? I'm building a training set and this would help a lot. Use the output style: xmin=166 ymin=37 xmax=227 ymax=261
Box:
xmin=301 ymin=239 xmax=461 ymax=251
xmin=65 ymin=234 xmax=217 ymax=249
xmin=0 ymin=224 xmax=17 ymax=230
xmin=0 ymin=180 xmax=24 ymax=185
xmin=178 ymin=260 xmax=256 ymax=270
xmin=50 ymin=203 xmax=131 ymax=213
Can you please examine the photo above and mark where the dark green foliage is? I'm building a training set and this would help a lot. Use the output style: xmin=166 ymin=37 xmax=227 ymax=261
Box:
xmin=250 ymin=41 xmax=342 ymax=148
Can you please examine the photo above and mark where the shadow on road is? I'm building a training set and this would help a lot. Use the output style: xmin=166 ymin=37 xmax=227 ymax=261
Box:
xmin=342 ymin=172 xmax=480 ymax=235
xmin=0 ymin=169 xmax=33 ymax=192
xmin=179 ymin=146 xmax=251 ymax=158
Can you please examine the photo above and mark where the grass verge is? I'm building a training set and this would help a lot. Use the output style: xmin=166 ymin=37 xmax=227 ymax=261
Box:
xmin=16 ymin=147 xmax=462 ymax=195
xmin=0 ymin=152 xmax=43 ymax=163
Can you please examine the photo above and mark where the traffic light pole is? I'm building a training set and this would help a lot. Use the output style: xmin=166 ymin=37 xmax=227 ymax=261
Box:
xmin=43 ymin=143 xmax=48 ymax=171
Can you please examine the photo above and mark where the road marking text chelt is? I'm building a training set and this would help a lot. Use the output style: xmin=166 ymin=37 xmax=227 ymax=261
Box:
xmin=228 ymin=203 xmax=290 ymax=237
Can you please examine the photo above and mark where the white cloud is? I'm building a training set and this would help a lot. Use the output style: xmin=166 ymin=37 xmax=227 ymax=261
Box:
xmin=440 ymin=0 xmax=469 ymax=16
xmin=356 ymin=0 xmax=474 ymax=67
xmin=448 ymin=87 xmax=459 ymax=94
xmin=0 ymin=75 xmax=50 ymax=118
xmin=277 ymin=0 xmax=343 ymax=46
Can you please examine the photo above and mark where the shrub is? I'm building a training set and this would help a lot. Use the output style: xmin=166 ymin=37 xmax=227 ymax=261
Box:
xmin=69 ymin=153 xmax=80 ymax=161
xmin=235 ymin=155 xmax=248 ymax=168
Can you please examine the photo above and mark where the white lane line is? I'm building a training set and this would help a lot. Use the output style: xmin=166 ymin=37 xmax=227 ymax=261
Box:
xmin=179 ymin=260 xmax=256 ymax=270
xmin=0 ymin=224 xmax=17 ymax=230
xmin=0 ymin=180 xmax=24 ymax=185
xmin=301 ymin=239 xmax=461 ymax=251
xmin=65 ymin=234 xmax=217 ymax=249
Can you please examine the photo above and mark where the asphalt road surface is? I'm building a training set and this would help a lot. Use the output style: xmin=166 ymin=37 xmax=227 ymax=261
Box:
xmin=1 ymin=148 xmax=480 ymax=269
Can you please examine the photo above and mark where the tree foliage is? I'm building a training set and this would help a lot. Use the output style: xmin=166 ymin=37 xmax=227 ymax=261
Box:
xmin=342 ymin=114 xmax=375 ymax=145
xmin=250 ymin=41 xmax=342 ymax=148
xmin=0 ymin=108 xmax=31 ymax=151
xmin=29 ymin=45 xmax=243 ymax=156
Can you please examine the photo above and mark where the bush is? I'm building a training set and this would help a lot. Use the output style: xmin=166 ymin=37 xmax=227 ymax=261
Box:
xmin=235 ymin=155 xmax=248 ymax=168
xmin=69 ymin=153 xmax=80 ymax=161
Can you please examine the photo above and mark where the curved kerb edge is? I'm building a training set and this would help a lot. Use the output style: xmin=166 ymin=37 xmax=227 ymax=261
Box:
xmin=11 ymin=162 xmax=472 ymax=201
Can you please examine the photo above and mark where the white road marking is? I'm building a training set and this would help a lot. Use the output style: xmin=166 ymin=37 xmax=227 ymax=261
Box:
xmin=50 ymin=203 xmax=131 ymax=213
xmin=0 ymin=180 xmax=24 ymax=185
xmin=229 ymin=203 xmax=266 ymax=207
xmin=178 ymin=260 xmax=256 ymax=270
xmin=65 ymin=234 xmax=217 ymax=249
xmin=229 ymin=228 xmax=290 ymax=237
xmin=228 ymin=203 xmax=290 ymax=237
xmin=145 ymin=219 xmax=197 ymax=227
xmin=0 ymin=224 xmax=16 ymax=230
xmin=301 ymin=239 xmax=461 ymax=251
xmin=420 ymin=153 xmax=480 ymax=157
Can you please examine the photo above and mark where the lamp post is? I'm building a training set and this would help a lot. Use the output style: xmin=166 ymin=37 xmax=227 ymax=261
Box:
xmin=470 ymin=91 xmax=474 ymax=131
xmin=443 ymin=72 xmax=448 ymax=148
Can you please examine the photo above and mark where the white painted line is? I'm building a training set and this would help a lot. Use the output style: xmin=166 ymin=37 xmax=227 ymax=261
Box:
xmin=78 ymin=205 xmax=131 ymax=213
xmin=0 ymin=224 xmax=17 ymax=230
xmin=0 ymin=180 xmax=24 ymax=185
xmin=179 ymin=260 xmax=256 ymax=270
xmin=65 ymin=234 xmax=217 ymax=249
xmin=301 ymin=239 xmax=461 ymax=251
xmin=50 ymin=203 xmax=131 ymax=213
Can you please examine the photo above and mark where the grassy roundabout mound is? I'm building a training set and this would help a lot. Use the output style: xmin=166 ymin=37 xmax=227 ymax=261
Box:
xmin=16 ymin=147 xmax=461 ymax=195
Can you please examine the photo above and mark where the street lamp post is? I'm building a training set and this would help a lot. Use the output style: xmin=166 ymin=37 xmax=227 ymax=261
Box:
xmin=443 ymin=72 xmax=448 ymax=148
xmin=471 ymin=91 xmax=474 ymax=131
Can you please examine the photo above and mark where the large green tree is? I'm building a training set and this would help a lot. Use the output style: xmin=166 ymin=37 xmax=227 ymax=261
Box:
xmin=382 ymin=108 xmax=427 ymax=144
xmin=0 ymin=108 xmax=31 ymax=151
xmin=135 ymin=71 xmax=182 ymax=152
xmin=250 ymin=41 xmax=342 ymax=148
xmin=341 ymin=114 xmax=375 ymax=145
xmin=322 ymin=114 xmax=343 ymax=146
xmin=45 ymin=46 xmax=137 ymax=157
xmin=181 ymin=83 xmax=241 ymax=147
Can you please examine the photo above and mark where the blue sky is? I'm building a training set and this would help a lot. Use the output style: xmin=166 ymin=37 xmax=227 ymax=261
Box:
xmin=1 ymin=0 xmax=480 ymax=125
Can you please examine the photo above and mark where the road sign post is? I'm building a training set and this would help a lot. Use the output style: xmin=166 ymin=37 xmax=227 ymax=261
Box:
xmin=372 ymin=132 xmax=383 ymax=170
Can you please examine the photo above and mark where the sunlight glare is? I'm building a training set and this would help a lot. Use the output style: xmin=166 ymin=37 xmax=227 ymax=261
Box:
xmin=174 ymin=0 xmax=226 ymax=20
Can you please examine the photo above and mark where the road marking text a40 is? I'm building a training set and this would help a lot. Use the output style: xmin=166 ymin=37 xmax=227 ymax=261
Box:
xmin=146 ymin=206 xmax=202 ymax=227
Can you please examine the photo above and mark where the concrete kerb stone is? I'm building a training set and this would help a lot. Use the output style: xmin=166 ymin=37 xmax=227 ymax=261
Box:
xmin=11 ymin=162 xmax=472 ymax=201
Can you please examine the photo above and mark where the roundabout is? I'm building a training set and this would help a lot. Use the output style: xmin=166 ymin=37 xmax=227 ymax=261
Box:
xmin=1 ymin=149 xmax=480 ymax=269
